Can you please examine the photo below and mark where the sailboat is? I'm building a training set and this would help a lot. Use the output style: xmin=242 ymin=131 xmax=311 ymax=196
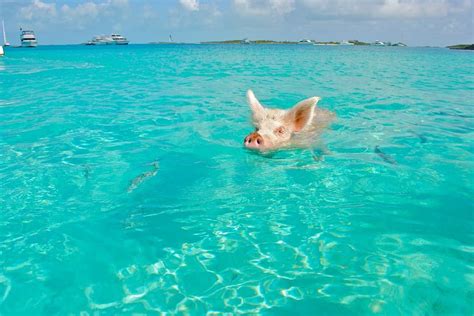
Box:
xmin=2 ymin=20 xmax=10 ymax=47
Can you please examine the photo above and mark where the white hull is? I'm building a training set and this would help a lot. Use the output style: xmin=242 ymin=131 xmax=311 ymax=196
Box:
xmin=86 ymin=41 xmax=129 ymax=45
xmin=22 ymin=40 xmax=37 ymax=47
xmin=0 ymin=45 xmax=4 ymax=56
xmin=86 ymin=41 xmax=107 ymax=45
xmin=20 ymin=29 xmax=37 ymax=47
xmin=86 ymin=34 xmax=129 ymax=45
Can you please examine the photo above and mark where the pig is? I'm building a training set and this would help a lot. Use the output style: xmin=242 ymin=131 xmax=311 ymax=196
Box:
xmin=243 ymin=90 xmax=335 ymax=152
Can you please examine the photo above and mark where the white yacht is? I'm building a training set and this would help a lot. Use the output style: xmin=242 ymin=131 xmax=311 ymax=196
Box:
xmin=110 ymin=34 xmax=128 ymax=45
xmin=339 ymin=40 xmax=354 ymax=46
xmin=86 ymin=35 xmax=108 ymax=45
xmin=86 ymin=34 xmax=129 ymax=45
xmin=372 ymin=41 xmax=386 ymax=46
xmin=20 ymin=29 xmax=37 ymax=47
xmin=2 ymin=20 xmax=10 ymax=47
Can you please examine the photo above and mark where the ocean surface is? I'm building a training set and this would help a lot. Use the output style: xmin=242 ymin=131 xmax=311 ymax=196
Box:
xmin=0 ymin=44 xmax=473 ymax=315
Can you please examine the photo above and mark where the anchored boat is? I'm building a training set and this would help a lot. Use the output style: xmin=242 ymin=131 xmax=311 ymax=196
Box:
xmin=2 ymin=20 xmax=10 ymax=47
xmin=20 ymin=28 xmax=37 ymax=47
xmin=85 ymin=34 xmax=129 ymax=45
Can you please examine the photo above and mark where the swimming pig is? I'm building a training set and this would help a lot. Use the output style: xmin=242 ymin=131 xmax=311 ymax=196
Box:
xmin=243 ymin=90 xmax=335 ymax=152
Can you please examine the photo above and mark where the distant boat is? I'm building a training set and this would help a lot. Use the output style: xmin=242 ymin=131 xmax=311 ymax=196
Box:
xmin=372 ymin=41 xmax=386 ymax=46
xmin=339 ymin=40 xmax=354 ymax=46
xmin=20 ymin=28 xmax=37 ymax=47
xmin=85 ymin=34 xmax=129 ymax=45
xmin=169 ymin=34 xmax=173 ymax=43
xmin=241 ymin=38 xmax=251 ymax=44
xmin=110 ymin=34 xmax=128 ymax=44
xmin=86 ymin=35 xmax=107 ymax=45
xmin=299 ymin=39 xmax=313 ymax=44
xmin=313 ymin=42 xmax=337 ymax=46
xmin=2 ymin=20 xmax=10 ymax=47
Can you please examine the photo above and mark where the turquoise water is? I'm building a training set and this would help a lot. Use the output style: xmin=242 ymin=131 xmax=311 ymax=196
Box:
xmin=1 ymin=44 xmax=473 ymax=315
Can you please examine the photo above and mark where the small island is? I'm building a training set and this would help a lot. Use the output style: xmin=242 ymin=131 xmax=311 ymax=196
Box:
xmin=200 ymin=39 xmax=406 ymax=46
xmin=201 ymin=39 xmax=298 ymax=44
xmin=447 ymin=44 xmax=474 ymax=50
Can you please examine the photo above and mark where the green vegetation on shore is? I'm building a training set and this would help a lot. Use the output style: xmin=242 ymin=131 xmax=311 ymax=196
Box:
xmin=313 ymin=41 xmax=339 ymax=45
xmin=200 ymin=39 xmax=384 ymax=46
xmin=348 ymin=40 xmax=370 ymax=45
xmin=447 ymin=44 xmax=474 ymax=50
xmin=313 ymin=40 xmax=371 ymax=45
xmin=201 ymin=40 xmax=298 ymax=44
xmin=147 ymin=39 xmax=407 ymax=46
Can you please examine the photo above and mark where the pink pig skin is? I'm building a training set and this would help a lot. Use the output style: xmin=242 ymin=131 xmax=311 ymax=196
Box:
xmin=244 ymin=90 xmax=335 ymax=152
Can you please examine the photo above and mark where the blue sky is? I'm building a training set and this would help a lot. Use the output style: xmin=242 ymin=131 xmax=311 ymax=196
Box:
xmin=1 ymin=0 xmax=472 ymax=46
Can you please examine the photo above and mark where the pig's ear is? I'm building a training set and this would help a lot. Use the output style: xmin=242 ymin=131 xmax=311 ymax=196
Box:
xmin=286 ymin=97 xmax=320 ymax=132
xmin=247 ymin=90 xmax=265 ymax=116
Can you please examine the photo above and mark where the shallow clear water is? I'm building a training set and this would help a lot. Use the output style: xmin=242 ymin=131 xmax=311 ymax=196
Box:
xmin=1 ymin=44 xmax=473 ymax=314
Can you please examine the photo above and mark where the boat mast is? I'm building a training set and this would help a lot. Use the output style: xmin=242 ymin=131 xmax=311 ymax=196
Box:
xmin=169 ymin=34 xmax=173 ymax=43
xmin=2 ymin=20 xmax=7 ymax=46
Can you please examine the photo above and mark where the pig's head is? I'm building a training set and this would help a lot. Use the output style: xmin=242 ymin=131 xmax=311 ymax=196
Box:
xmin=244 ymin=90 xmax=321 ymax=152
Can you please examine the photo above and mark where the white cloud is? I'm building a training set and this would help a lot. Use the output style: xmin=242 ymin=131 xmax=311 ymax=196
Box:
xmin=180 ymin=0 xmax=200 ymax=11
xmin=61 ymin=2 xmax=100 ymax=25
xmin=234 ymin=0 xmax=295 ymax=16
xmin=202 ymin=4 xmax=222 ymax=24
xmin=300 ymin=0 xmax=471 ymax=19
xmin=272 ymin=0 xmax=296 ymax=14
xmin=110 ymin=0 xmax=128 ymax=7
xmin=12 ymin=0 xmax=473 ymax=45
xmin=169 ymin=2 xmax=222 ymax=29
xmin=142 ymin=4 xmax=159 ymax=21
xmin=379 ymin=0 xmax=446 ymax=18
xmin=19 ymin=0 xmax=57 ymax=21
xmin=18 ymin=0 xmax=129 ymax=29
xmin=230 ymin=0 xmax=472 ymax=19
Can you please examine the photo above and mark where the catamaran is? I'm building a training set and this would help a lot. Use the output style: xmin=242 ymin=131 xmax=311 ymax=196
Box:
xmin=2 ymin=20 xmax=9 ymax=47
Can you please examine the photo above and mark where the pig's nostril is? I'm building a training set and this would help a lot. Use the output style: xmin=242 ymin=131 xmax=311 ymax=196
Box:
xmin=244 ymin=132 xmax=263 ymax=148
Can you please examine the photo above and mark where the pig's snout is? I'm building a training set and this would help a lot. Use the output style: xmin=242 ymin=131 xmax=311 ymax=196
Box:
xmin=244 ymin=132 xmax=264 ymax=150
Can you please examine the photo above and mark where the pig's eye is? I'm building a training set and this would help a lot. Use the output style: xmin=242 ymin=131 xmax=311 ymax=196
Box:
xmin=274 ymin=126 xmax=286 ymax=136
xmin=255 ymin=127 xmax=260 ymax=132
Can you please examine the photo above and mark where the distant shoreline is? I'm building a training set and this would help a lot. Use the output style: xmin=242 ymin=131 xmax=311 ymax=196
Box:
xmin=201 ymin=40 xmax=298 ymax=44
xmin=200 ymin=40 xmax=377 ymax=45
xmin=5 ymin=42 xmax=472 ymax=49
xmin=447 ymin=44 xmax=474 ymax=50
